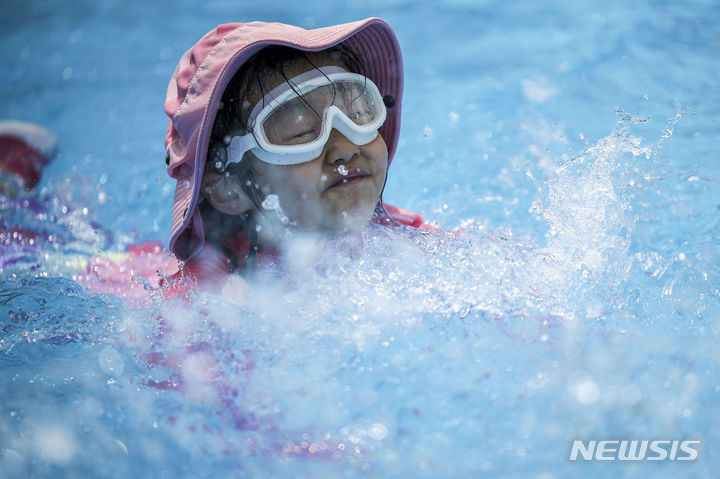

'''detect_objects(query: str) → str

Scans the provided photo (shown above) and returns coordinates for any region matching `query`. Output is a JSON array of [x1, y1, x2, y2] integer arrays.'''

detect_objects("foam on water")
[[1, 117, 718, 477]]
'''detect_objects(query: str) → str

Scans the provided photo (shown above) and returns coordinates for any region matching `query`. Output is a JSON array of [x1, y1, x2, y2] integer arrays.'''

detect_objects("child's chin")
[[327, 207, 375, 232]]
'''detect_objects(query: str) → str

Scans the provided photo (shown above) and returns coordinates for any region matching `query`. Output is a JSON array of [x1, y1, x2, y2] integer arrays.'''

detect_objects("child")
[[163, 17, 432, 293]]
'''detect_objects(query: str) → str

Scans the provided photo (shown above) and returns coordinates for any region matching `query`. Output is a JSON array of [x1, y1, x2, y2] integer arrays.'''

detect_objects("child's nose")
[[324, 128, 359, 164]]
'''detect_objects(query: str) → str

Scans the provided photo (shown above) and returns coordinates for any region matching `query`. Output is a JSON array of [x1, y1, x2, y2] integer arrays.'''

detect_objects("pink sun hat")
[[0, 121, 58, 191], [164, 17, 404, 261]]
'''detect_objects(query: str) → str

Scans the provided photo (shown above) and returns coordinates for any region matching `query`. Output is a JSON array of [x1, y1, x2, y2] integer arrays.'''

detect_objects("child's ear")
[[201, 172, 255, 215]]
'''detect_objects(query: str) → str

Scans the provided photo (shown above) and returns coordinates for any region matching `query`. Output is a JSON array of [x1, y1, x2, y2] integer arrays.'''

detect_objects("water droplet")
[[568, 372, 600, 405], [115, 439, 128, 455], [262, 194, 280, 210], [223, 135, 232, 145], [368, 423, 388, 440], [98, 346, 124, 377], [338, 165, 348, 176]]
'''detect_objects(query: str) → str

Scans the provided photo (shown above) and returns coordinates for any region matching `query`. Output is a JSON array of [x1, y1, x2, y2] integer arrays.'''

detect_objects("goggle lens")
[[262, 79, 381, 146], [226, 68, 387, 167]]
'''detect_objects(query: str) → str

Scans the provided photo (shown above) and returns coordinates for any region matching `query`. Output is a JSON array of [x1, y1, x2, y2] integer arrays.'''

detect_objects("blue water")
[[2, 0, 720, 477]]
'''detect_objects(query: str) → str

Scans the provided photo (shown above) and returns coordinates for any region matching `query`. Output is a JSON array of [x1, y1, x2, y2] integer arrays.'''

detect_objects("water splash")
[[1, 118, 718, 477], [261, 193, 290, 225]]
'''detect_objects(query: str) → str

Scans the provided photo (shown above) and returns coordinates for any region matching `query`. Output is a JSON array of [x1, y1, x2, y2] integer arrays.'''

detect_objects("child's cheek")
[[282, 171, 318, 201], [269, 169, 323, 224]]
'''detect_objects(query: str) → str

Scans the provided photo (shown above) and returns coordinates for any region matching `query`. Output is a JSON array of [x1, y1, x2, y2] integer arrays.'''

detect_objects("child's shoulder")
[[381, 202, 438, 230]]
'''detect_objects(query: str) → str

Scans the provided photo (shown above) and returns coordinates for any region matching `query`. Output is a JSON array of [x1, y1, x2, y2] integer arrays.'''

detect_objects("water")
[[2, 0, 720, 477]]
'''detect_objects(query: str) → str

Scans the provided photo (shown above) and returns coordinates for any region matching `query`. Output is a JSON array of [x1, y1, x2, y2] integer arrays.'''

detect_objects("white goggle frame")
[[226, 66, 386, 166]]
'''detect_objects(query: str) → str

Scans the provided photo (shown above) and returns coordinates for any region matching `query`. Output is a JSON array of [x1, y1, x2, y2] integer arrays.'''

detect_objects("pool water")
[[2, 0, 719, 477]]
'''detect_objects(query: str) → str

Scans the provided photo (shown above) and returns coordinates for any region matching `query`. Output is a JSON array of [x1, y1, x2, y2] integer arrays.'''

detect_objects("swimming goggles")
[[226, 66, 386, 166]]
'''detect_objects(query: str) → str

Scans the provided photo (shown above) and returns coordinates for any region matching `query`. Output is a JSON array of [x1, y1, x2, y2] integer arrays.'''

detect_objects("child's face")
[[243, 52, 388, 233]]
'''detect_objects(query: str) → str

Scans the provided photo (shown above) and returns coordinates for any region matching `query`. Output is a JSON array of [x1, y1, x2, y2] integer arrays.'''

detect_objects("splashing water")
[[1, 117, 718, 477], [261, 193, 290, 226]]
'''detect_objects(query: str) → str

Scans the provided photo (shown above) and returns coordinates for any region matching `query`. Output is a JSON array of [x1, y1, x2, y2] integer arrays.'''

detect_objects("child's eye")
[[285, 129, 318, 143]]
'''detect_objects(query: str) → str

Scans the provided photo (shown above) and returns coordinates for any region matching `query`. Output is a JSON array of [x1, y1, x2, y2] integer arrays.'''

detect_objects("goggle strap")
[[227, 133, 257, 165]]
